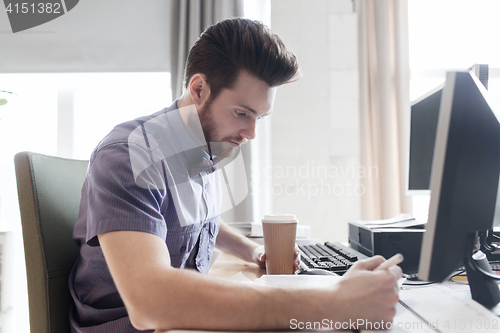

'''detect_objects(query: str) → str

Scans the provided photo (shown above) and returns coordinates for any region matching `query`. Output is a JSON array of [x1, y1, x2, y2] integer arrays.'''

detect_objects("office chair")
[[15, 152, 88, 333]]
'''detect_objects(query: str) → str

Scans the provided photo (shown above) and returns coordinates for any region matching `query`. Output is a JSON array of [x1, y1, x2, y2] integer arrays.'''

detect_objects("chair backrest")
[[15, 152, 88, 333]]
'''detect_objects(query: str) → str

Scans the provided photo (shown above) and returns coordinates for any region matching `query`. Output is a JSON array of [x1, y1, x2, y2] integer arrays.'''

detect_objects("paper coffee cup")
[[262, 214, 298, 275]]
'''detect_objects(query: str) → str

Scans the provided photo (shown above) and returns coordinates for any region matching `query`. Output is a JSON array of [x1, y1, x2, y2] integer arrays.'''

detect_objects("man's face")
[[198, 71, 276, 158]]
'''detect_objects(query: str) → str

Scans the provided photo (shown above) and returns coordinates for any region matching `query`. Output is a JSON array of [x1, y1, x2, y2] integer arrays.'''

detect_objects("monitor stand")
[[464, 250, 500, 313]]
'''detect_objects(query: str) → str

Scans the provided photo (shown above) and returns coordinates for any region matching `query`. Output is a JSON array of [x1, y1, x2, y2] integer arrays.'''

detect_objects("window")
[[408, 0, 500, 219], [71, 73, 171, 159], [0, 71, 170, 333]]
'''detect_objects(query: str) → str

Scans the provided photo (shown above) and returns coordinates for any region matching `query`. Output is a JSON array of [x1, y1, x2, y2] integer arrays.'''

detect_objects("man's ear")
[[188, 73, 211, 108]]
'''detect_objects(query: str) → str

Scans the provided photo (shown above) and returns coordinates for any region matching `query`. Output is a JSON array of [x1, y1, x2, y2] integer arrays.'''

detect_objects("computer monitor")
[[407, 85, 443, 194], [418, 71, 500, 310], [407, 64, 489, 195]]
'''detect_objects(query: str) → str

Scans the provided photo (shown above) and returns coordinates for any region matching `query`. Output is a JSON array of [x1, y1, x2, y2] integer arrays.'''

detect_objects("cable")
[[451, 269, 467, 278], [480, 230, 495, 253], [402, 280, 436, 286], [402, 269, 466, 286]]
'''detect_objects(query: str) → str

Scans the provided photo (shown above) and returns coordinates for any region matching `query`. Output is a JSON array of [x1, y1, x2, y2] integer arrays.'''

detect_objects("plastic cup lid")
[[262, 214, 298, 223]]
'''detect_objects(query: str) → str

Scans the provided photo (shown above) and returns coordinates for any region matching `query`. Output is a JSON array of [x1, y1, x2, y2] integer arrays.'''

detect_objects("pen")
[[374, 253, 404, 271]]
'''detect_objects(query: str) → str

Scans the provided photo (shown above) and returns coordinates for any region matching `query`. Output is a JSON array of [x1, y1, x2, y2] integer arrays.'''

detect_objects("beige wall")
[[270, 0, 360, 242]]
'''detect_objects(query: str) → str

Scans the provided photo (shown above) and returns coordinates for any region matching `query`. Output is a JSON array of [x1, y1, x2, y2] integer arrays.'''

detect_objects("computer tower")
[[348, 222, 424, 275]]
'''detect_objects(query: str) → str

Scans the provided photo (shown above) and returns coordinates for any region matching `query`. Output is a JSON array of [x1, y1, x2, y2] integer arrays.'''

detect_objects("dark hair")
[[183, 18, 300, 100]]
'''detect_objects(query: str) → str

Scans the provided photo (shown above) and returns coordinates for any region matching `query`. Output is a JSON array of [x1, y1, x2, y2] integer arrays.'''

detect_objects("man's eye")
[[236, 111, 247, 117]]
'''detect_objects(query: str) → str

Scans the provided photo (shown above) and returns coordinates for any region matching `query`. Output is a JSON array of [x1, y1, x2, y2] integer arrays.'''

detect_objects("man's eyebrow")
[[240, 105, 272, 117], [240, 105, 257, 114]]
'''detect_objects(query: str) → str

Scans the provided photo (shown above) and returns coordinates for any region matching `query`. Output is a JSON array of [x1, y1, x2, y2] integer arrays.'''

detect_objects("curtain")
[[357, 0, 413, 220], [169, 0, 244, 100]]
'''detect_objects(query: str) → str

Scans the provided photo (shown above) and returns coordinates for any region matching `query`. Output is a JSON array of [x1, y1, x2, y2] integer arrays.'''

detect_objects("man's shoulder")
[[87, 102, 184, 179], [102, 109, 168, 145], [83, 109, 165, 171]]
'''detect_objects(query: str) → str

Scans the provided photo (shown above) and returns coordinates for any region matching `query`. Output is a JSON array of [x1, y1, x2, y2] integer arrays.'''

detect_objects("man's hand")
[[216, 222, 301, 271], [329, 255, 403, 328], [252, 244, 301, 272]]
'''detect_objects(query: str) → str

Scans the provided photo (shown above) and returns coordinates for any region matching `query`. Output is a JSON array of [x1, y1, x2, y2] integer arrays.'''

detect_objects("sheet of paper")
[[362, 301, 437, 333], [228, 273, 499, 333], [396, 285, 499, 333], [254, 274, 342, 289], [355, 213, 415, 225], [359, 220, 426, 229]]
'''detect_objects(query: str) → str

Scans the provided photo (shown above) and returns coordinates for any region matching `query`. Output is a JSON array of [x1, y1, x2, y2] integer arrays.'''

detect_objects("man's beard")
[[199, 100, 244, 158]]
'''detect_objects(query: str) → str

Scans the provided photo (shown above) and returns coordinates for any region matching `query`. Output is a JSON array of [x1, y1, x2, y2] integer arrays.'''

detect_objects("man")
[[69, 18, 402, 332]]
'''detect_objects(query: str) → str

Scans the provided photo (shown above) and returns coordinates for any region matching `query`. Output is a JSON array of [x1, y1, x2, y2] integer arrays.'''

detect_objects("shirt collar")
[[189, 156, 225, 178], [164, 100, 222, 177]]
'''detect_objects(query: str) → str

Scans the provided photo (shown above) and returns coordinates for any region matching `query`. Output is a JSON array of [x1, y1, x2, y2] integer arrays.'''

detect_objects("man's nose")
[[241, 120, 256, 141]]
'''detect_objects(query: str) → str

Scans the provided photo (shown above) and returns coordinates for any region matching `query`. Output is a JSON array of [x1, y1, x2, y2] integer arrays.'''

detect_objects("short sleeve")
[[85, 142, 169, 246]]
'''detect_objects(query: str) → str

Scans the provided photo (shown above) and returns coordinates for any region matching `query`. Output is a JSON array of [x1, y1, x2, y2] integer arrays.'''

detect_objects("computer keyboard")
[[299, 242, 500, 278], [298, 242, 369, 275]]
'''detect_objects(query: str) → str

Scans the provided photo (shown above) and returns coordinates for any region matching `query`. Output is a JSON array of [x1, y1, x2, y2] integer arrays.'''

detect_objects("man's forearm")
[[137, 267, 313, 331], [100, 230, 402, 332], [215, 221, 261, 263], [100, 230, 301, 331]]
